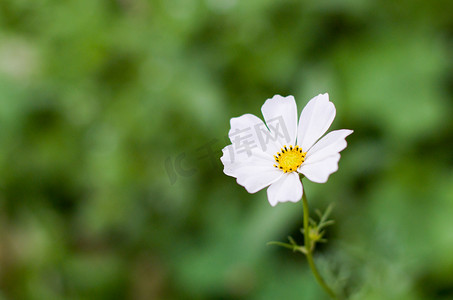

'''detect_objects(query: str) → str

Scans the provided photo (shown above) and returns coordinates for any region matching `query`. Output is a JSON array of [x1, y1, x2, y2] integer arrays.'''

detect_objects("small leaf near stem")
[[267, 237, 307, 254]]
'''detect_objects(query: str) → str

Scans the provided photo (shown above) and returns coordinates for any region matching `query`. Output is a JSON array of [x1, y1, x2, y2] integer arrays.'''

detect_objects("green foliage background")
[[0, 0, 452, 299]]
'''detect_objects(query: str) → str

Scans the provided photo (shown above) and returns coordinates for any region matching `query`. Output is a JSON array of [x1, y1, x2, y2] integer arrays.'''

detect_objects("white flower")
[[220, 93, 353, 206]]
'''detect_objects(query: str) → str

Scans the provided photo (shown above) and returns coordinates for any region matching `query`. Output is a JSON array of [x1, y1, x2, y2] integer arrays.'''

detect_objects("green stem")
[[302, 192, 338, 300]]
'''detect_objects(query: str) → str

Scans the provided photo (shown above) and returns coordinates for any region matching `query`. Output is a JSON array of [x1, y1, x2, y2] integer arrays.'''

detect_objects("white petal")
[[266, 172, 303, 206], [221, 147, 283, 193], [236, 165, 283, 194], [304, 129, 353, 164], [261, 95, 298, 147], [220, 145, 242, 177], [228, 113, 279, 156], [299, 154, 341, 183], [221, 145, 273, 176], [298, 129, 352, 183], [297, 93, 336, 152]]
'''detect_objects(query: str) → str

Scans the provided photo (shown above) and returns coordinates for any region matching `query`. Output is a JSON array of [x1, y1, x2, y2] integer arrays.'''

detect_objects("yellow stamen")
[[273, 144, 306, 173]]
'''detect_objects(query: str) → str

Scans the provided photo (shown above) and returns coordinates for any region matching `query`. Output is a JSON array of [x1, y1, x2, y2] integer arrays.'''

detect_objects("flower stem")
[[302, 192, 338, 300]]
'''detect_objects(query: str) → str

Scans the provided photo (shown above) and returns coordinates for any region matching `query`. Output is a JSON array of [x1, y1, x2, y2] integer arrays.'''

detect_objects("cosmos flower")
[[220, 93, 353, 206]]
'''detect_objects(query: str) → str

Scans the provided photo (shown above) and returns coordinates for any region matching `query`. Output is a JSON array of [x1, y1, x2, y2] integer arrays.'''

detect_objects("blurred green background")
[[0, 0, 453, 299]]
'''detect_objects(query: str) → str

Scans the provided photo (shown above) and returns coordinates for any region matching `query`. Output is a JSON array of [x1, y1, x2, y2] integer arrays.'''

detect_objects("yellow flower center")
[[273, 145, 307, 173]]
